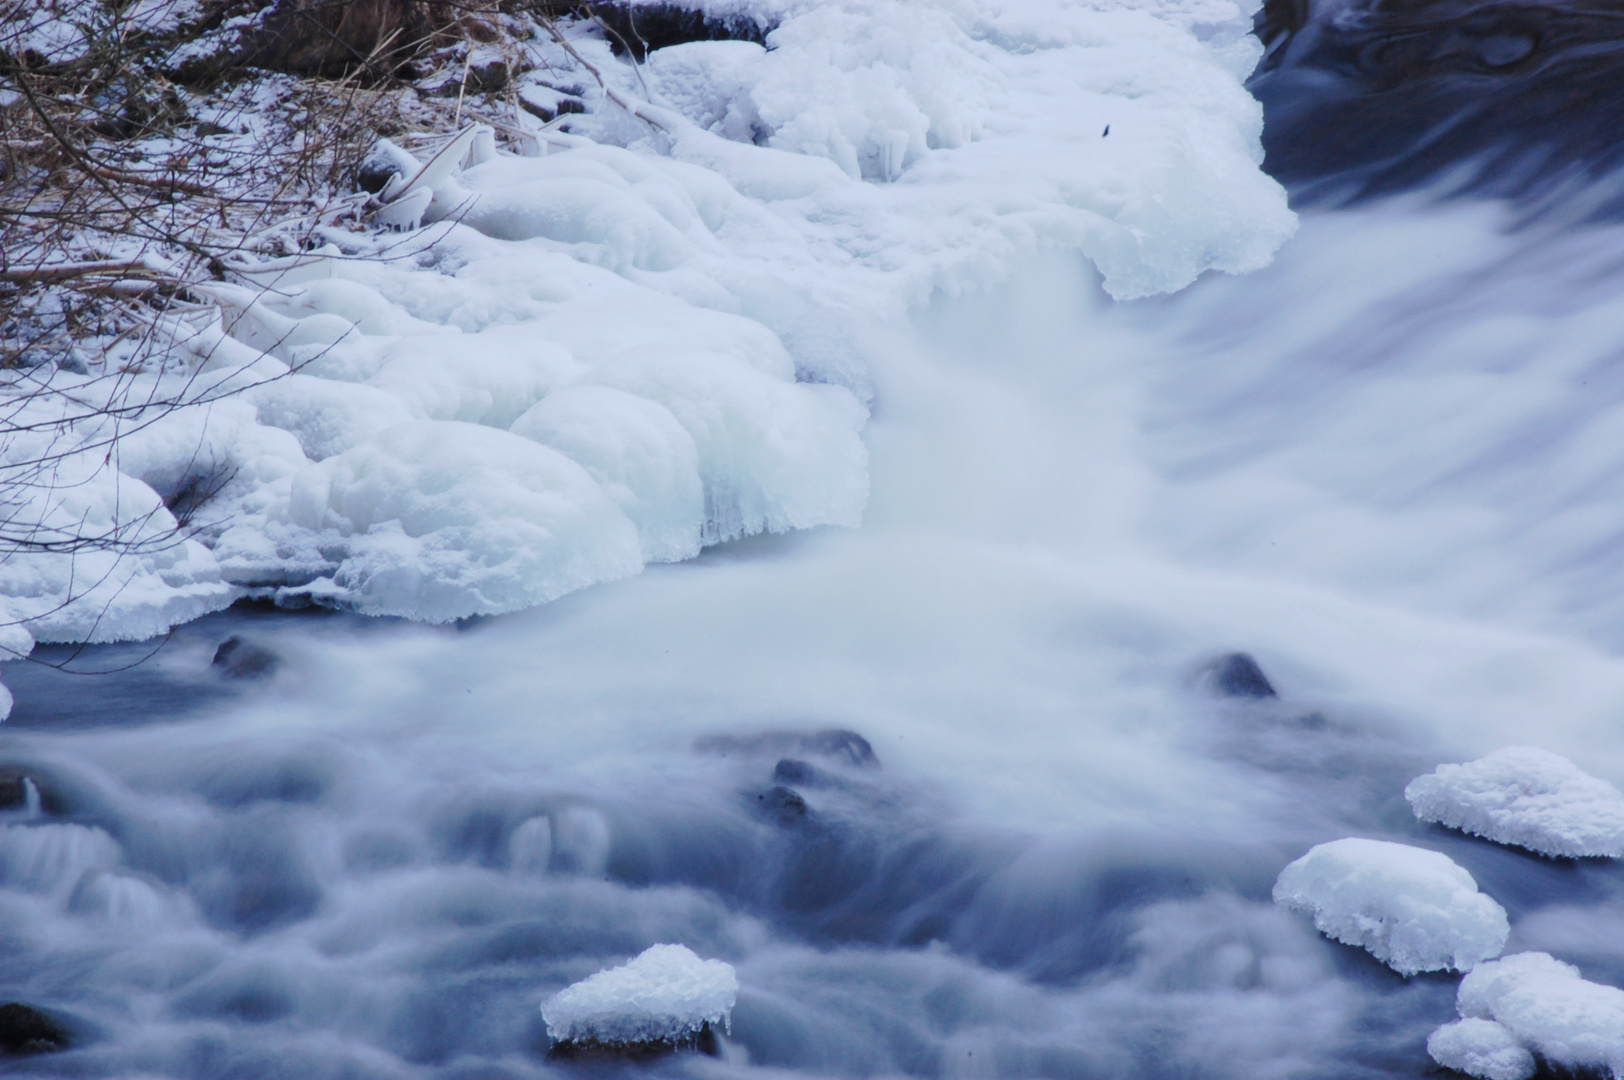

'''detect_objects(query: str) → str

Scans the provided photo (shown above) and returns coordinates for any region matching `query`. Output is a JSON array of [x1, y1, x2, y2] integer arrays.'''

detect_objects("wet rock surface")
[[695, 728, 879, 768], [1209, 652, 1278, 699], [585, 1, 771, 60], [213, 636, 280, 678], [546, 1021, 720, 1062], [0, 1003, 71, 1055]]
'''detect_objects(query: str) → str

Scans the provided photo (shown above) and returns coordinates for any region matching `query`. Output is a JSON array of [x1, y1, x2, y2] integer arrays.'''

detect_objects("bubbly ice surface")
[[1448, 952, 1624, 1078], [1406, 747, 1624, 858], [1427, 1018, 1535, 1080], [541, 943, 739, 1045], [1272, 838, 1508, 975]]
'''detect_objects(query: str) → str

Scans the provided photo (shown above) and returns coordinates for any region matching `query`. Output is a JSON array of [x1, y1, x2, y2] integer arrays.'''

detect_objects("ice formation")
[[541, 943, 739, 1046], [1272, 838, 1508, 975], [1406, 747, 1624, 858], [1429, 952, 1624, 1079], [0, 0, 1295, 647], [1427, 1019, 1536, 1080]]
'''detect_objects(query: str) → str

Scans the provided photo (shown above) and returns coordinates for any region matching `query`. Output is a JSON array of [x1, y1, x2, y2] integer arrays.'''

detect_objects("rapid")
[[7, 0, 1624, 1076]]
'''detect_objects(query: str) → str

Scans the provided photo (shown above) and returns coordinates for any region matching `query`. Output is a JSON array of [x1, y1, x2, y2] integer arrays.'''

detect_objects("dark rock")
[[355, 138, 421, 195], [582, 2, 772, 61], [695, 728, 879, 768], [171, 0, 501, 82], [422, 56, 511, 97], [248, 0, 445, 79], [1209, 653, 1277, 699], [213, 636, 279, 678], [0, 1002, 70, 1054], [516, 85, 588, 124], [547, 1021, 719, 1061], [772, 758, 817, 785], [0, 767, 63, 815], [754, 785, 809, 826], [800, 729, 877, 766], [0, 771, 34, 813]]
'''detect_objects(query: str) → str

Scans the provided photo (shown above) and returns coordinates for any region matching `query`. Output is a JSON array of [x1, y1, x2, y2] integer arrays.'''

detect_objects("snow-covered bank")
[[0, 0, 1292, 653]]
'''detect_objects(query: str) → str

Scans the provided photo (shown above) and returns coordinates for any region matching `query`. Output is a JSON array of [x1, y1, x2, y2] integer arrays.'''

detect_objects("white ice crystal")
[[1272, 838, 1508, 975], [541, 943, 739, 1045], [1435, 952, 1624, 1079], [1428, 1019, 1536, 1080], [1406, 747, 1624, 858]]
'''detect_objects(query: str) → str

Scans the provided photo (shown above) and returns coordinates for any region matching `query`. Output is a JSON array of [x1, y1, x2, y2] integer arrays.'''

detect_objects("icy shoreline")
[[0, 0, 1293, 658]]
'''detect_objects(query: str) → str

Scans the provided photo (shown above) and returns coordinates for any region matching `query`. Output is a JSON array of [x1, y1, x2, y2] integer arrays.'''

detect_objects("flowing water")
[[7, 2, 1624, 1076]]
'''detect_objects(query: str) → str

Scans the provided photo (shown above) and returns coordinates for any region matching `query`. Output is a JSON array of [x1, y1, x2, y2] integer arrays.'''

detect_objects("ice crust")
[[1428, 1019, 1536, 1080], [0, 0, 1294, 644], [541, 943, 739, 1045], [1272, 838, 1508, 975], [1406, 747, 1624, 858], [1430, 952, 1624, 1079]]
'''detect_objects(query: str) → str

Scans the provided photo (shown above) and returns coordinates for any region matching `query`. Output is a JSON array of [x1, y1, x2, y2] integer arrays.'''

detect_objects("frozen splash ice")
[[1406, 747, 1624, 859], [541, 943, 739, 1046], [1427, 1018, 1535, 1080], [1272, 837, 1508, 975]]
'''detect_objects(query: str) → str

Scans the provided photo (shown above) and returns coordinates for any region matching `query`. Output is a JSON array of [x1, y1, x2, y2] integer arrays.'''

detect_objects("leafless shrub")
[[0, 0, 496, 650]]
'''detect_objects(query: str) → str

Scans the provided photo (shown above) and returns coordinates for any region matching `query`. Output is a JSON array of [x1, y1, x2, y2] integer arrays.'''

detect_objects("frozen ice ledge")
[[0, 0, 1294, 648]]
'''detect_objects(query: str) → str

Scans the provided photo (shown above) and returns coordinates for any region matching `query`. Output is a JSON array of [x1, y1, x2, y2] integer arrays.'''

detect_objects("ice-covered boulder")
[[1272, 838, 1508, 975], [1432, 952, 1624, 1079], [1406, 747, 1624, 858], [541, 943, 737, 1055], [1427, 1018, 1535, 1080]]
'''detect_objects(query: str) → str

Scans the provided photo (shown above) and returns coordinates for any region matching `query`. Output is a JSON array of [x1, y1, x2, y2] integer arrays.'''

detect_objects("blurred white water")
[[8, 192, 1624, 1078], [233, 197, 1624, 827]]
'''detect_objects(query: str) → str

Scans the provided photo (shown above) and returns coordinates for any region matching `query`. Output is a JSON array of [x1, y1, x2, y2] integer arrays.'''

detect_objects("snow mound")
[[1406, 747, 1624, 858], [1436, 952, 1624, 1078], [1272, 838, 1508, 975], [541, 943, 738, 1046], [1427, 1019, 1535, 1080]]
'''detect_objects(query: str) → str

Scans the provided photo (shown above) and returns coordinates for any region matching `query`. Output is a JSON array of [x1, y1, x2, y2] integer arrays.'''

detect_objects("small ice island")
[[1429, 952, 1624, 1080], [1273, 838, 1508, 975], [541, 944, 738, 1058], [1406, 747, 1624, 858]]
